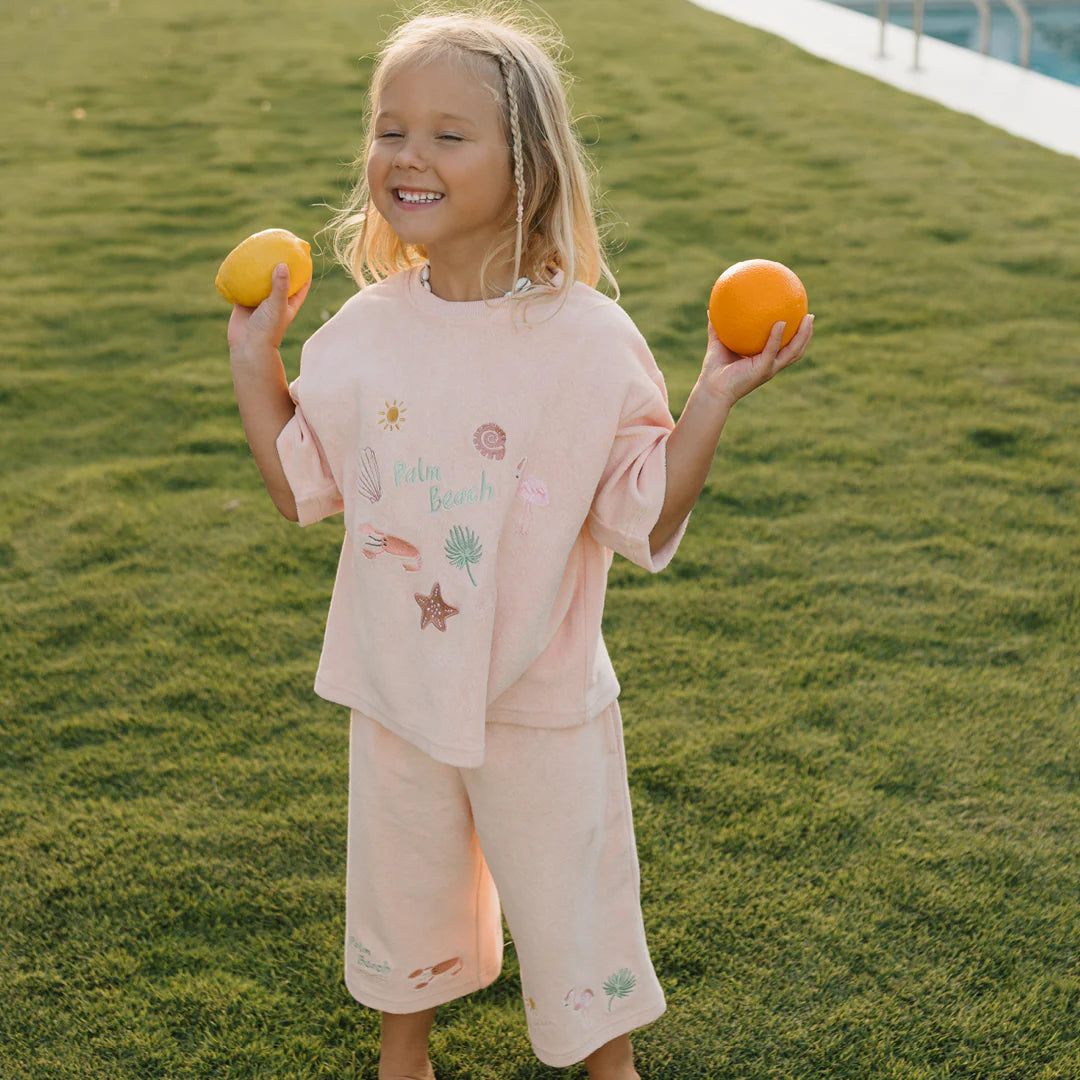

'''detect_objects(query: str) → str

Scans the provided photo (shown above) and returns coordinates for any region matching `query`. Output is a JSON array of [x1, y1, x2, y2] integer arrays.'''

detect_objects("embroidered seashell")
[[356, 446, 382, 503], [473, 422, 506, 461]]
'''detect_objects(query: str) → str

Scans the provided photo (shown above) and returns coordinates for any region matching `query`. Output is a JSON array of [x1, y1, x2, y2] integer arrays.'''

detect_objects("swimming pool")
[[833, 2, 1080, 85]]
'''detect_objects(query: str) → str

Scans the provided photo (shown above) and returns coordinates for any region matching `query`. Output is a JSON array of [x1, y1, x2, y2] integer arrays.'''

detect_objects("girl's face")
[[367, 56, 515, 271]]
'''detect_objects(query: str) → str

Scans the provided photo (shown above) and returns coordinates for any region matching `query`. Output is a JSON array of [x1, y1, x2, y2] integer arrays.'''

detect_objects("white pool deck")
[[687, 0, 1080, 160]]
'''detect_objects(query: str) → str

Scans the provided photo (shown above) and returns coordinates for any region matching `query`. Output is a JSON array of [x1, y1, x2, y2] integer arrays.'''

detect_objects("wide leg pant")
[[343, 700, 666, 1067]]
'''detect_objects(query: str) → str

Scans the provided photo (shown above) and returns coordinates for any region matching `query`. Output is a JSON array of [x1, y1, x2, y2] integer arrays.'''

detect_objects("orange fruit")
[[215, 228, 312, 306], [708, 259, 808, 357]]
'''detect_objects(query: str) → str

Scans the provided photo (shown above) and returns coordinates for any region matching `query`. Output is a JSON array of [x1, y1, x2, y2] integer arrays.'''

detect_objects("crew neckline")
[[420, 261, 534, 299], [404, 264, 562, 323]]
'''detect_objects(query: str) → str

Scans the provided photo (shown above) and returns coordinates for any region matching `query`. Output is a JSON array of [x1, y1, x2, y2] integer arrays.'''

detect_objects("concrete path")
[[687, 0, 1080, 160]]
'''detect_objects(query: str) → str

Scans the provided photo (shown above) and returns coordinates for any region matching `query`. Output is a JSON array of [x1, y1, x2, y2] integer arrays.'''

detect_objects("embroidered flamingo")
[[356, 523, 422, 572], [514, 457, 549, 535], [563, 988, 594, 1011]]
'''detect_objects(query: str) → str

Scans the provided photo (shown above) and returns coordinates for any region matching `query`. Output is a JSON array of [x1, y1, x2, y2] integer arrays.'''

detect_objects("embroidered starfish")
[[414, 582, 459, 632]]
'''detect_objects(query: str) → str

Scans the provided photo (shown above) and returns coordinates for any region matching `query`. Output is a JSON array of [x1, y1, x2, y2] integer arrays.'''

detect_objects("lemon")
[[214, 228, 312, 306]]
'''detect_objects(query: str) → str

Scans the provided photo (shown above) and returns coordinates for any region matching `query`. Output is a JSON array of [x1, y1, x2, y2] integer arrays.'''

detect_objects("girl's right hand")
[[227, 263, 311, 355]]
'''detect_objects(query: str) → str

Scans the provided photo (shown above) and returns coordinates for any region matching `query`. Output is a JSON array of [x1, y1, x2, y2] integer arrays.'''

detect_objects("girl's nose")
[[392, 136, 426, 171]]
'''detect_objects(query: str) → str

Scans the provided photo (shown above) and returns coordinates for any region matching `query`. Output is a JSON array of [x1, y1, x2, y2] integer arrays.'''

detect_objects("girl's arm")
[[228, 264, 310, 521], [650, 314, 814, 554]]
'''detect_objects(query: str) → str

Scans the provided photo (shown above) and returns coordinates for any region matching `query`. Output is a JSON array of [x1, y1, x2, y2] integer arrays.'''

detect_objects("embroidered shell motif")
[[356, 446, 382, 503], [473, 423, 507, 461]]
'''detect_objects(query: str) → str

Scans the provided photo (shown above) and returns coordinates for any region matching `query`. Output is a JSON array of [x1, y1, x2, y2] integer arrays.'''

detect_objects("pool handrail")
[[972, 0, 991, 56], [875, 0, 1032, 70], [1000, 0, 1033, 69]]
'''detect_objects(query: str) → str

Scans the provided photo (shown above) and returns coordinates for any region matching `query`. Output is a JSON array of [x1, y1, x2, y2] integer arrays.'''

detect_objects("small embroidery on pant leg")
[[602, 968, 637, 1011], [563, 988, 595, 1011], [409, 956, 463, 990], [348, 935, 392, 975], [528, 997, 557, 1029]]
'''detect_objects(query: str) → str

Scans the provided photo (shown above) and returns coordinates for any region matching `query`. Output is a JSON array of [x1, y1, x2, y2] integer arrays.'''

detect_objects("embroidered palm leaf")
[[602, 968, 636, 1011], [444, 525, 483, 587]]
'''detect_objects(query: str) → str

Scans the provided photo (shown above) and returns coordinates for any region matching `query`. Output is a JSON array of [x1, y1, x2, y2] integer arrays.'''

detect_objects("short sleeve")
[[275, 384, 344, 527], [586, 336, 690, 573]]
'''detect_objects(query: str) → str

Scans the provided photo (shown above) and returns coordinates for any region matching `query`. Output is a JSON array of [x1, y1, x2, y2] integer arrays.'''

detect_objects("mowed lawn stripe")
[[2, 1, 1078, 1077]]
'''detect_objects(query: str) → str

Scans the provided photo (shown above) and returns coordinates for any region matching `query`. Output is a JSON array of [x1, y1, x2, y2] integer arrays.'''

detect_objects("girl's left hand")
[[700, 313, 814, 410]]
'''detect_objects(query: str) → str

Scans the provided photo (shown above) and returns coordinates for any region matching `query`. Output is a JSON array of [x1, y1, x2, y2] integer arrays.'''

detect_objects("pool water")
[[835, 2, 1080, 85]]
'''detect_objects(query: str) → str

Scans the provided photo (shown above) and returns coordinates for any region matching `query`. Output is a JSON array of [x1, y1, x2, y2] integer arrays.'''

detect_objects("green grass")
[[3, 0, 1080, 1077]]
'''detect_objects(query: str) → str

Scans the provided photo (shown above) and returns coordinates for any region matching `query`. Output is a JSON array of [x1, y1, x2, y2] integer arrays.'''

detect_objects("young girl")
[[227, 5, 812, 1078]]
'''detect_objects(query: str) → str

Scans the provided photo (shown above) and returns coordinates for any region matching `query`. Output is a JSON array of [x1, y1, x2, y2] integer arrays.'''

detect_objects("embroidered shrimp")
[[514, 457, 550, 535], [409, 956, 463, 990], [356, 524, 422, 572]]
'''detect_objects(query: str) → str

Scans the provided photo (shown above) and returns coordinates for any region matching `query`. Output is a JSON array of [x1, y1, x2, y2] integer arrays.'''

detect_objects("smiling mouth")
[[394, 189, 445, 204]]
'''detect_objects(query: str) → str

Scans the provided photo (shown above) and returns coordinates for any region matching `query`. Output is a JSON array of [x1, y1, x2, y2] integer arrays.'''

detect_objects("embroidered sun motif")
[[378, 400, 407, 431]]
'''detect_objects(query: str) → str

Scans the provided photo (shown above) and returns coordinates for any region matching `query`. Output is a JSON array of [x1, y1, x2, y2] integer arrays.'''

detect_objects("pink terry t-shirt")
[[276, 265, 689, 766]]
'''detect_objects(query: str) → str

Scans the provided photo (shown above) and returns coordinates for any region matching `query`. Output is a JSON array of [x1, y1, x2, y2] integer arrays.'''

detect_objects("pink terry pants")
[[343, 700, 666, 1068]]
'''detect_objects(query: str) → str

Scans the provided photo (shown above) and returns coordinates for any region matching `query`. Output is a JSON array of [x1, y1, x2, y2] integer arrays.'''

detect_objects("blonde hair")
[[325, 1, 618, 305]]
